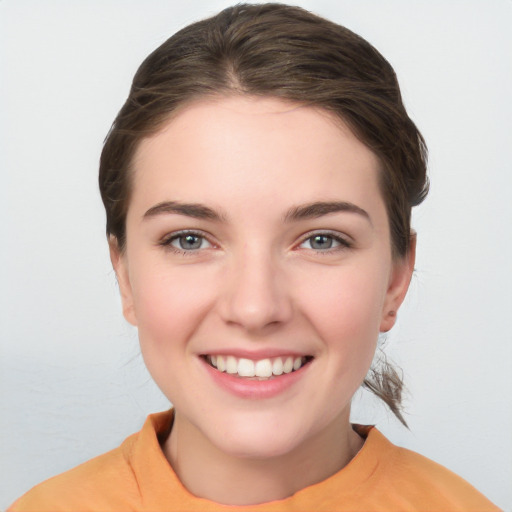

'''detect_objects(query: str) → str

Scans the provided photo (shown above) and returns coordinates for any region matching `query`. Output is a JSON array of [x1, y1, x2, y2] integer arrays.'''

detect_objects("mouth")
[[202, 354, 313, 380]]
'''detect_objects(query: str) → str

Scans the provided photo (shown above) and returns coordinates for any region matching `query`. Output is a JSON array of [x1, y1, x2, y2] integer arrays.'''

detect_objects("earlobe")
[[380, 234, 416, 332], [108, 237, 138, 326]]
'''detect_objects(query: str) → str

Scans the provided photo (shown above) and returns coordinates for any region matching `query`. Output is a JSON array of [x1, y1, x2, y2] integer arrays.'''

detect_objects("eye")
[[160, 231, 213, 252], [299, 233, 350, 251]]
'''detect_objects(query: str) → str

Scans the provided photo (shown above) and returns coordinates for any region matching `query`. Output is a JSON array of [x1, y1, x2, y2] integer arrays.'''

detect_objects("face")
[[112, 96, 413, 460]]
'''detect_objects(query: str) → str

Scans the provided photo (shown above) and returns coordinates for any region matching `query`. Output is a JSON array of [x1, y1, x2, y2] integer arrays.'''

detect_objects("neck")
[[163, 410, 363, 506]]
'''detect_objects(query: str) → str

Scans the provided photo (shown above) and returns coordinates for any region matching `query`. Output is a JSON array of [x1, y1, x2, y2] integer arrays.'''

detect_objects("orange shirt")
[[9, 410, 500, 512]]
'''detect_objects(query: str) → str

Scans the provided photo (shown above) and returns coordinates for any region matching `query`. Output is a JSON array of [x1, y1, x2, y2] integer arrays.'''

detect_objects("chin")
[[205, 410, 319, 460], [216, 432, 303, 460]]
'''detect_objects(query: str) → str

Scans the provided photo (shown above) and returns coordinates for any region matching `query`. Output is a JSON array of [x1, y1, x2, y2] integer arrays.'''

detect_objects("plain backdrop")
[[1, 1, 511, 510]]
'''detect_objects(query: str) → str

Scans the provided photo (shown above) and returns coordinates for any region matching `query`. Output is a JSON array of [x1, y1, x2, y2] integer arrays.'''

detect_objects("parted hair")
[[99, 3, 428, 425]]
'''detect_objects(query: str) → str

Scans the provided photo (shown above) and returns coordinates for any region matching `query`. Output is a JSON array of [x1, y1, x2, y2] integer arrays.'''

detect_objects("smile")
[[204, 355, 312, 379]]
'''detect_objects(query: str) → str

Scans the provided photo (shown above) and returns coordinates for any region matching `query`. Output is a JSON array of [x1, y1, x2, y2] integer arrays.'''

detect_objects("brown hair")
[[99, 3, 428, 425]]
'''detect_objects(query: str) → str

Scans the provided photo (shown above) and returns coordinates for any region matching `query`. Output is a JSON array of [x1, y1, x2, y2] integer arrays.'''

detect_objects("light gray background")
[[1, 1, 511, 510]]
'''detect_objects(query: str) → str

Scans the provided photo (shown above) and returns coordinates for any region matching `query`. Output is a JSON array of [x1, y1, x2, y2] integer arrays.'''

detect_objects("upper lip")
[[198, 348, 313, 360]]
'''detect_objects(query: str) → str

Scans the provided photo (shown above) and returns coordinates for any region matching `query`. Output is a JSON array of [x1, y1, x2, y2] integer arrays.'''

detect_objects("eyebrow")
[[143, 201, 226, 222], [284, 201, 372, 225], [143, 200, 371, 225]]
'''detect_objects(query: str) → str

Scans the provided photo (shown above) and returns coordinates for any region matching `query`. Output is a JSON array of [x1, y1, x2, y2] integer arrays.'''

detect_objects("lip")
[[200, 354, 312, 399], [200, 348, 310, 360]]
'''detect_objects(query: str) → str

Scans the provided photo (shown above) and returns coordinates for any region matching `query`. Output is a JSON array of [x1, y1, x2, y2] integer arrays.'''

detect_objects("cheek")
[[299, 264, 388, 338], [295, 263, 388, 380], [130, 263, 213, 351], [129, 264, 216, 403]]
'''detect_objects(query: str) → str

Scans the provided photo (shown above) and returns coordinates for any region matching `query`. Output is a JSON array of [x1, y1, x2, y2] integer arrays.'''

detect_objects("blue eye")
[[162, 232, 212, 252], [175, 234, 202, 250], [300, 233, 349, 251], [309, 235, 335, 250]]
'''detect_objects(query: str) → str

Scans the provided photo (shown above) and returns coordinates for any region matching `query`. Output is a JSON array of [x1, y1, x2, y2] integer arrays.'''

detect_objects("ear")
[[380, 233, 416, 332], [109, 237, 138, 326]]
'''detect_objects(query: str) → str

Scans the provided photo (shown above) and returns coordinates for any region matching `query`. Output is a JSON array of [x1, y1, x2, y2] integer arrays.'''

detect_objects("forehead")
[[130, 95, 384, 219], [133, 95, 376, 164]]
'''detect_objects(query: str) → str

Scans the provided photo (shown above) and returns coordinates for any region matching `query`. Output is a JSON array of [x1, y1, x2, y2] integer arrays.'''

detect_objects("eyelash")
[[158, 230, 352, 256], [297, 231, 352, 254], [158, 230, 214, 256]]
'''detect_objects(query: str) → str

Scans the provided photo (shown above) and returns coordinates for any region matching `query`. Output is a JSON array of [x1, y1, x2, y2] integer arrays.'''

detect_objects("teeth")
[[226, 356, 238, 374], [283, 356, 293, 374], [207, 354, 309, 378], [272, 358, 284, 375], [238, 358, 255, 377], [255, 359, 273, 378]]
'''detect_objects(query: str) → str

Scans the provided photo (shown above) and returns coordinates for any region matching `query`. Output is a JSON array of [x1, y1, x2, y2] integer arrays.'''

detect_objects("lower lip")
[[201, 358, 311, 399]]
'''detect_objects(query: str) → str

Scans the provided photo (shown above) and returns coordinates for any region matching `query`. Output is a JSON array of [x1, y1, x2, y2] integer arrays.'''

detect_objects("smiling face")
[[111, 96, 413, 465]]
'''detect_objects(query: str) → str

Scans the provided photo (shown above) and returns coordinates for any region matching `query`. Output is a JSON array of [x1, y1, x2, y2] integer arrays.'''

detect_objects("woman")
[[8, 3, 501, 510]]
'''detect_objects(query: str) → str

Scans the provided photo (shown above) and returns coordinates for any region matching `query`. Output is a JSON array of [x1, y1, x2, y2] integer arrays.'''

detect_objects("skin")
[[110, 96, 415, 506]]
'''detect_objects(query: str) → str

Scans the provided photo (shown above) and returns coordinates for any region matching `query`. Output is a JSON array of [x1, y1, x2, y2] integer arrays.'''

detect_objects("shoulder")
[[361, 427, 501, 511], [8, 434, 141, 512], [8, 411, 175, 512]]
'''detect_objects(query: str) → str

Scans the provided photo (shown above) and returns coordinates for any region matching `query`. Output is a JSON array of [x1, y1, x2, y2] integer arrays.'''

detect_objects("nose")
[[218, 246, 293, 334]]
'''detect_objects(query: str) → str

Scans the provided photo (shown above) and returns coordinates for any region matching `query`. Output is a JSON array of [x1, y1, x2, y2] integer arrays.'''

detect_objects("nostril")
[[216, 262, 293, 331]]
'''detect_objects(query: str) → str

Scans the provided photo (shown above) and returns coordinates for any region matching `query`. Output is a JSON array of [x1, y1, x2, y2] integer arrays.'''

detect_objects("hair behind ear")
[[362, 351, 408, 427]]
